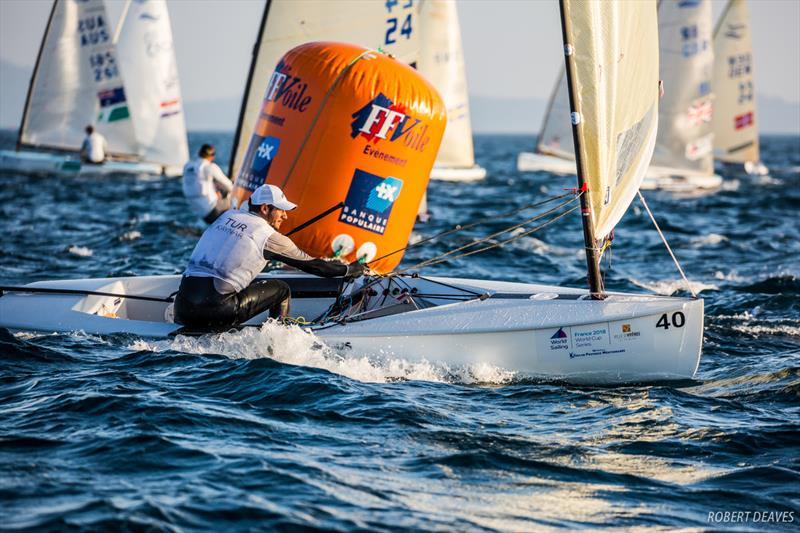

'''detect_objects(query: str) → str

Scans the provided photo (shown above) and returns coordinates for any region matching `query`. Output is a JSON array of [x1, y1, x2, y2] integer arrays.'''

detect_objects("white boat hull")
[[517, 151, 576, 176], [640, 165, 723, 193], [0, 273, 703, 384], [0, 150, 180, 177], [429, 165, 487, 182]]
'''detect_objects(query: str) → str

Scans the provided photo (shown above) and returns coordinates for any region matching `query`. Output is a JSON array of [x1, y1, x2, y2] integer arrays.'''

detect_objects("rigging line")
[[0, 286, 173, 303], [396, 194, 582, 273], [403, 204, 581, 272], [368, 191, 575, 266], [636, 190, 697, 298]]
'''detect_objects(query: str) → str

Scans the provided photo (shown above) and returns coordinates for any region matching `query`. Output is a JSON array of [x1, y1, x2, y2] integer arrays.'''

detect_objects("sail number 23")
[[385, 0, 413, 45], [656, 312, 686, 330]]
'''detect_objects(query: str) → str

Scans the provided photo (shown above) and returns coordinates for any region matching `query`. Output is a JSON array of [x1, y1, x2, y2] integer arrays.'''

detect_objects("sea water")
[[0, 130, 798, 530]]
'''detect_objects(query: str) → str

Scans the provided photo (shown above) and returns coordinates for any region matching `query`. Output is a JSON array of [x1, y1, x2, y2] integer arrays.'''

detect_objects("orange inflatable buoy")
[[232, 41, 446, 273]]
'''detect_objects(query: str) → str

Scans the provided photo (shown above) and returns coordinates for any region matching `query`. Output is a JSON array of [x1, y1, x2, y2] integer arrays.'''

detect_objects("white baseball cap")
[[248, 184, 297, 211]]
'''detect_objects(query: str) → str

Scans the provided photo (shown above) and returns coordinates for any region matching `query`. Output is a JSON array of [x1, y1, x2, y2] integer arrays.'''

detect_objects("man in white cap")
[[174, 184, 367, 329]]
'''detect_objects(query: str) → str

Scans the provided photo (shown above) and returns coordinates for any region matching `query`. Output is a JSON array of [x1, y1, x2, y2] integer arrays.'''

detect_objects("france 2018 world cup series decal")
[[339, 169, 403, 235]]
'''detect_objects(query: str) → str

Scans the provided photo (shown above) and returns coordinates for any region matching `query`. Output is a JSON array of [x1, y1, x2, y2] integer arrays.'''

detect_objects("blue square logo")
[[235, 135, 281, 192], [339, 169, 403, 235]]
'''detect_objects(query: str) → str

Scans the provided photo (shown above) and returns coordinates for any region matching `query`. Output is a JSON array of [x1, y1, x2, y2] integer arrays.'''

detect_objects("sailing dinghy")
[[418, 0, 486, 182], [0, 0, 188, 177], [0, 1, 703, 385], [519, 0, 724, 193], [711, 0, 769, 176]]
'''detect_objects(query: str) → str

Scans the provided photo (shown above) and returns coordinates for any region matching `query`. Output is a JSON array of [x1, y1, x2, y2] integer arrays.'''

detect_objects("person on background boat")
[[182, 144, 234, 224], [80, 125, 107, 164], [174, 184, 368, 329]]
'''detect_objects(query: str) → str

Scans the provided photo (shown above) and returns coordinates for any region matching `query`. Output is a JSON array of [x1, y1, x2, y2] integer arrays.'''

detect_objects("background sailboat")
[[0, 0, 187, 177], [115, 0, 189, 176], [711, 0, 768, 175], [642, 0, 723, 192], [418, 0, 486, 182], [228, 0, 421, 183]]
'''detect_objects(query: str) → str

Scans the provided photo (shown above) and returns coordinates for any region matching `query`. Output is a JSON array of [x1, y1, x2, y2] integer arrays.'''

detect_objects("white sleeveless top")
[[184, 209, 275, 292]]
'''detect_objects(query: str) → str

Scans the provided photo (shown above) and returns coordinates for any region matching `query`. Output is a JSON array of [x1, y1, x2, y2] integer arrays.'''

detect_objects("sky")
[[1, 0, 798, 131]]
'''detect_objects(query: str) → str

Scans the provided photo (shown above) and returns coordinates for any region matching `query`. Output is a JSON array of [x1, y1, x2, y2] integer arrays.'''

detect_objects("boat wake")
[[629, 277, 717, 295], [129, 322, 517, 385]]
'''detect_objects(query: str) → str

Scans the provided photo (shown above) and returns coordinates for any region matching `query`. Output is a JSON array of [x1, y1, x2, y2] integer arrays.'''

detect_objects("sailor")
[[182, 144, 234, 224], [80, 125, 108, 164], [174, 184, 368, 329]]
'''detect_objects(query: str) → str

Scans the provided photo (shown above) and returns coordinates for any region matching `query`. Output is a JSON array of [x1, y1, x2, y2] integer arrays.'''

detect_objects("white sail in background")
[[652, 0, 714, 174], [711, 0, 760, 165], [418, 0, 474, 168], [536, 68, 574, 160], [230, 0, 422, 180], [115, 0, 189, 169], [19, 0, 138, 157], [563, 0, 659, 238]]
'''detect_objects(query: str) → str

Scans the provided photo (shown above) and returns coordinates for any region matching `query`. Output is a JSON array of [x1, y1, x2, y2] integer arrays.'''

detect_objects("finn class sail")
[[518, 0, 724, 192], [418, 0, 486, 182], [0, 0, 187, 177], [711, 0, 768, 175], [229, 0, 421, 183]]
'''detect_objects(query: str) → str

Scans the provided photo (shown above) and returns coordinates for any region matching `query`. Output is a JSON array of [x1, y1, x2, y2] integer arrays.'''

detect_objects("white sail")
[[563, 0, 660, 238], [536, 67, 574, 160], [651, 0, 714, 174], [115, 0, 189, 169], [418, 0, 474, 168], [230, 0, 421, 180], [19, 0, 139, 157], [711, 0, 760, 164]]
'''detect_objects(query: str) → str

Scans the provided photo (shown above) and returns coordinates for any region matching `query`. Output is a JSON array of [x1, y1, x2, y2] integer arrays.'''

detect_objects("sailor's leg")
[[174, 276, 236, 328], [234, 280, 291, 324]]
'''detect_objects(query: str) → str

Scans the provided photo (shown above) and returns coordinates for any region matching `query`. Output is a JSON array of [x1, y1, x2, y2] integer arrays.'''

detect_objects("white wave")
[[513, 235, 581, 257], [731, 323, 800, 337], [629, 277, 717, 296], [713, 270, 749, 283], [67, 245, 93, 257], [119, 230, 142, 242], [690, 233, 728, 246], [129, 322, 516, 385], [408, 232, 423, 246]]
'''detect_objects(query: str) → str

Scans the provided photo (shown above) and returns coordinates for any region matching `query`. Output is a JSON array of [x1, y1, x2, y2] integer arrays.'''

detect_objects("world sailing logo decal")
[[235, 135, 281, 193], [340, 169, 403, 235], [350, 93, 430, 153]]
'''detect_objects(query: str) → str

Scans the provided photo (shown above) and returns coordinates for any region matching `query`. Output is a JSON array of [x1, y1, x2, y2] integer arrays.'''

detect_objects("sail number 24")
[[385, 0, 413, 45], [656, 312, 686, 330]]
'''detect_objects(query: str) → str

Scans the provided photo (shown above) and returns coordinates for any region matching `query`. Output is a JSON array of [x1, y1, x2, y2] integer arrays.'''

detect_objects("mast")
[[229, 0, 272, 178], [17, 0, 57, 151], [558, 0, 603, 298]]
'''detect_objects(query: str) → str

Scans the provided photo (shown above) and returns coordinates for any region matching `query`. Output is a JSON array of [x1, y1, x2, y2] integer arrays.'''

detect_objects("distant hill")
[[2, 59, 798, 134]]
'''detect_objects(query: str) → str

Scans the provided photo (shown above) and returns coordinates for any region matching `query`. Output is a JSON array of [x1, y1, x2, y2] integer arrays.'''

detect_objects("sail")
[[418, 0, 474, 168], [230, 0, 422, 181], [536, 67, 575, 160], [711, 0, 760, 164], [562, 0, 660, 239], [18, 0, 139, 157], [651, 0, 714, 174], [115, 0, 189, 168]]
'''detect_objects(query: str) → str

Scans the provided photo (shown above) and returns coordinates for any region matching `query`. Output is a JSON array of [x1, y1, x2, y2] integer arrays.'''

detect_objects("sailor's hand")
[[344, 261, 369, 280]]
